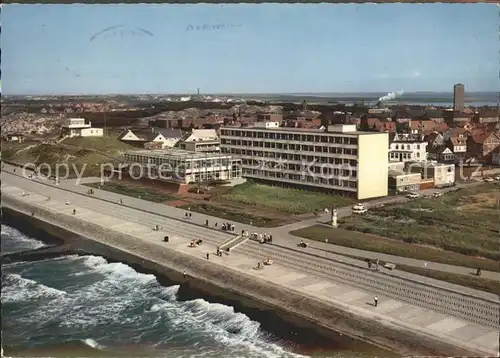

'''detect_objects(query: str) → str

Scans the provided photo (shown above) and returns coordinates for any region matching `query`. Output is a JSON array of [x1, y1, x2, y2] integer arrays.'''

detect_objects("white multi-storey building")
[[389, 133, 427, 162], [220, 122, 389, 200], [121, 149, 242, 184]]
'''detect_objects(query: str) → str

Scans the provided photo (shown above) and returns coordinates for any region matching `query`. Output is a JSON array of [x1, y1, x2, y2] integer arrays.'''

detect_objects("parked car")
[[433, 192, 443, 198], [352, 203, 367, 214], [406, 192, 419, 199], [484, 177, 494, 183], [494, 176, 500, 181]]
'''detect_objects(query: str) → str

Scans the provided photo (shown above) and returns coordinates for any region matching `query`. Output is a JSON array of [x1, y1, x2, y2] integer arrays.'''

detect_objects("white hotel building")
[[220, 122, 389, 200], [120, 149, 242, 184]]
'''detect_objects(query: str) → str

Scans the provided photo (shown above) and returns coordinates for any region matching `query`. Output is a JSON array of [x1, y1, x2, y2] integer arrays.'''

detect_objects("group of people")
[[249, 232, 272, 243], [189, 239, 203, 247], [366, 259, 380, 270], [219, 222, 235, 231]]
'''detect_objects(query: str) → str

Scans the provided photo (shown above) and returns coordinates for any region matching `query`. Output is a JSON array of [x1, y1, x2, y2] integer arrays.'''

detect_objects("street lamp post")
[[325, 238, 329, 258]]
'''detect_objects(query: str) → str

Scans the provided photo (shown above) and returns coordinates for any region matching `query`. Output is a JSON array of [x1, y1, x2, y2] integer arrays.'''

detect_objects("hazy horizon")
[[3, 3, 497, 95]]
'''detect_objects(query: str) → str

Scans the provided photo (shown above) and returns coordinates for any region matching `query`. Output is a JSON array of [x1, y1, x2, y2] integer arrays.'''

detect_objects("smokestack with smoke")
[[378, 90, 404, 102]]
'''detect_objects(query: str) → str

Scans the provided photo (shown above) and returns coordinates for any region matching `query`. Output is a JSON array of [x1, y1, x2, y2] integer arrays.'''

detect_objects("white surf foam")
[[4, 249, 308, 358], [1, 225, 46, 250], [1, 273, 67, 303], [81, 338, 105, 350]]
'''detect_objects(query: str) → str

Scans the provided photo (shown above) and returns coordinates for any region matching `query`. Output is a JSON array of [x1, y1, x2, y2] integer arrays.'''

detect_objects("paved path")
[[2, 182, 499, 357], [3, 163, 499, 281]]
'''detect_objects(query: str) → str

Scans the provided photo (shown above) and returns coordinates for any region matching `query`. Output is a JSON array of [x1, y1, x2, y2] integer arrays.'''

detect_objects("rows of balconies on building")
[[220, 129, 359, 146], [244, 169, 358, 191]]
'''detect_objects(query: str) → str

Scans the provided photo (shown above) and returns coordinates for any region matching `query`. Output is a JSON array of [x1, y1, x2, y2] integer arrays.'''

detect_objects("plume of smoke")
[[378, 90, 404, 102]]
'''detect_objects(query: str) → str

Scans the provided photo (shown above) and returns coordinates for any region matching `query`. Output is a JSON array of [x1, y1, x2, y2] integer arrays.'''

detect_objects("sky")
[[2, 3, 498, 95]]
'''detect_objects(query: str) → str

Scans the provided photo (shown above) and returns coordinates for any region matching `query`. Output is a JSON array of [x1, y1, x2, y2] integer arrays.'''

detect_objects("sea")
[[1, 225, 392, 358], [243, 91, 499, 107]]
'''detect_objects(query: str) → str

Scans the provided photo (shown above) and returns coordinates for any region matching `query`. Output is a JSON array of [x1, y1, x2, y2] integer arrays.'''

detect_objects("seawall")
[[1, 195, 483, 357]]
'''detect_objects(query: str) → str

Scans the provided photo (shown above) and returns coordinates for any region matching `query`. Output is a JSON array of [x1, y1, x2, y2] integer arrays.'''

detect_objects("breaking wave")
[[1, 226, 308, 358], [1, 225, 46, 251]]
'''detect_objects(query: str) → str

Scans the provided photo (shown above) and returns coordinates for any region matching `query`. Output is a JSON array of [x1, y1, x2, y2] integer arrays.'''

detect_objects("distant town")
[[2, 84, 499, 200]]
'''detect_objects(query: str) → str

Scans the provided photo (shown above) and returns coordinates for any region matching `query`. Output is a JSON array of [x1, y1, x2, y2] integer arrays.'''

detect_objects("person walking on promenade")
[[206, 253, 210, 260], [374, 296, 378, 307], [72, 209, 76, 215], [183, 271, 187, 278]]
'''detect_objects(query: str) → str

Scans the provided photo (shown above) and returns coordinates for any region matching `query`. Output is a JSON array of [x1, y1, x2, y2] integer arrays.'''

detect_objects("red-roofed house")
[[409, 120, 439, 135], [466, 128, 500, 162]]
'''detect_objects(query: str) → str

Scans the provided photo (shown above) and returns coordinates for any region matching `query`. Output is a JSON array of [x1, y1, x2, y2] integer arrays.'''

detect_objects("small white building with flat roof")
[[61, 118, 103, 138]]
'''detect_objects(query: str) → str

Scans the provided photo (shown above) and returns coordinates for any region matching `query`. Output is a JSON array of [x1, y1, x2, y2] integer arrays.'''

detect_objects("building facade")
[[4, 133, 25, 143], [220, 122, 388, 200], [179, 129, 221, 154], [118, 128, 182, 149], [453, 83, 465, 113], [388, 171, 421, 193], [406, 161, 455, 188], [389, 133, 427, 162], [120, 149, 242, 184], [61, 118, 103, 138]]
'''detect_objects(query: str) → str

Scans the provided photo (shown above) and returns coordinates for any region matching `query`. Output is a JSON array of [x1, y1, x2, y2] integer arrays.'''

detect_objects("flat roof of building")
[[406, 161, 454, 168], [121, 149, 234, 160], [222, 125, 384, 136]]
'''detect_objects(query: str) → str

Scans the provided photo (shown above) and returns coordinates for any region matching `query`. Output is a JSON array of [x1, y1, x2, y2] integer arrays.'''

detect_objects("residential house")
[[3, 133, 25, 143], [425, 132, 445, 148], [427, 145, 455, 163], [362, 118, 397, 133], [178, 129, 221, 153], [409, 119, 448, 136], [491, 146, 500, 165], [447, 134, 467, 163], [118, 128, 183, 149], [467, 126, 500, 163], [389, 133, 427, 162]]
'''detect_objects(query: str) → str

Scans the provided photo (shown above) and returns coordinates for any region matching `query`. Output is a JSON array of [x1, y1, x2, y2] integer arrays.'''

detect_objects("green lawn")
[[291, 224, 500, 272], [63, 136, 134, 153], [180, 203, 283, 227], [85, 182, 173, 203], [335, 183, 500, 261], [221, 181, 356, 214]]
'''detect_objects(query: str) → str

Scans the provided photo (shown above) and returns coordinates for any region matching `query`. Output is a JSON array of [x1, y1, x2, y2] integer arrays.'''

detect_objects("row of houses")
[[117, 127, 221, 153], [383, 120, 500, 166]]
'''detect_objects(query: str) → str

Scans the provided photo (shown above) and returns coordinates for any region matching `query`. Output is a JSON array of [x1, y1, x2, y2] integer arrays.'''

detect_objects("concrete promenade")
[[5, 162, 499, 281], [1, 176, 499, 356]]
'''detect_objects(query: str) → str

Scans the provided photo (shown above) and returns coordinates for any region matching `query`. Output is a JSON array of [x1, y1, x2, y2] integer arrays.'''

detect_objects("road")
[[2, 163, 499, 282], [2, 175, 499, 356], [1, 169, 498, 300]]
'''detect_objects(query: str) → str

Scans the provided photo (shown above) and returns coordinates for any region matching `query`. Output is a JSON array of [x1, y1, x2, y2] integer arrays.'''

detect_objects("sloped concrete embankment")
[[0, 244, 83, 263], [1, 195, 481, 357]]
